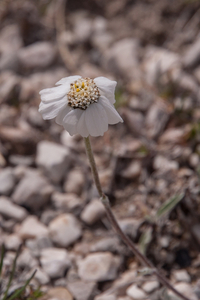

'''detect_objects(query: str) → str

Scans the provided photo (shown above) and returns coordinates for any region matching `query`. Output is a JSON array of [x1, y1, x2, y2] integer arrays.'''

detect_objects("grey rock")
[[74, 17, 93, 43], [92, 32, 114, 52], [159, 126, 191, 144], [18, 42, 57, 70], [18, 216, 49, 240], [126, 285, 146, 299], [27, 106, 44, 127], [183, 37, 200, 68], [36, 141, 71, 183], [142, 280, 159, 293], [40, 247, 71, 278], [192, 224, 200, 244], [0, 168, 16, 195], [26, 236, 53, 257], [145, 102, 170, 138], [49, 213, 82, 247], [12, 171, 53, 210], [78, 252, 120, 282], [90, 237, 122, 253], [80, 199, 105, 225], [67, 281, 97, 300], [0, 71, 20, 104], [0, 196, 27, 221], [4, 234, 22, 250], [64, 168, 85, 195]]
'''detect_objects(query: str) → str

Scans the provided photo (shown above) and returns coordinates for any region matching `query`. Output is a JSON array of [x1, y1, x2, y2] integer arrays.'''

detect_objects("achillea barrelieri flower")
[[39, 76, 123, 137]]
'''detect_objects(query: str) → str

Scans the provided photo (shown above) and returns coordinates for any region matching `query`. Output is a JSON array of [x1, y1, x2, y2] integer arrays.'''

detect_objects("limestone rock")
[[40, 248, 71, 278], [18, 42, 57, 70], [167, 282, 198, 300], [64, 168, 85, 195], [78, 252, 120, 282], [67, 281, 96, 300], [36, 141, 71, 183], [80, 199, 105, 225], [41, 287, 73, 300], [173, 270, 191, 283], [183, 37, 200, 68], [4, 234, 22, 250], [126, 284, 146, 299], [12, 171, 53, 210], [0, 168, 16, 196], [142, 280, 159, 293], [0, 196, 27, 221], [49, 214, 82, 247], [18, 216, 49, 240]]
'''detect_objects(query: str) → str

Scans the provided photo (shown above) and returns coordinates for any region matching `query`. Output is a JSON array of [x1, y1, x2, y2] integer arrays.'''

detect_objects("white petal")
[[56, 75, 82, 86], [39, 96, 67, 120], [85, 103, 108, 137], [99, 96, 123, 124], [77, 111, 89, 137], [94, 77, 117, 104], [39, 85, 69, 103], [55, 106, 71, 125], [63, 109, 83, 136]]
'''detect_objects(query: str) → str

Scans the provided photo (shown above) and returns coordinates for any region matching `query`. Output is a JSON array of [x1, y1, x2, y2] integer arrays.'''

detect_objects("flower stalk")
[[84, 136, 191, 300]]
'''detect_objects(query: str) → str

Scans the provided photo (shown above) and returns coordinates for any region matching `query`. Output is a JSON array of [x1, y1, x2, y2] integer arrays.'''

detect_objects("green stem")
[[84, 136, 191, 300]]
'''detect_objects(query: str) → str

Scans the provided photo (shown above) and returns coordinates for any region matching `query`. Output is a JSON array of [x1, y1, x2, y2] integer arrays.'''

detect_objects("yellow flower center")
[[67, 78, 100, 110]]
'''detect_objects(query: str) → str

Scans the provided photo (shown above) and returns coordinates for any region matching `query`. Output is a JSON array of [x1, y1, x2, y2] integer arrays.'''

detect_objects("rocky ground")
[[0, 0, 200, 299]]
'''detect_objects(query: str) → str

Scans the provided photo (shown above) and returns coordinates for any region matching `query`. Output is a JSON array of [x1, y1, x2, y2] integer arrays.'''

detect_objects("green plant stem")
[[84, 136, 191, 300]]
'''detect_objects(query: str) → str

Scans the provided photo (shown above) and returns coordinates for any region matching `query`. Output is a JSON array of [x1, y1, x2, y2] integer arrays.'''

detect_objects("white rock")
[[12, 171, 53, 210], [4, 234, 22, 250], [18, 42, 57, 70], [0, 196, 27, 221], [36, 141, 70, 183], [153, 155, 179, 172], [67, 280, 96, 300], [173, 270, 191, 283], [95, 294, 116, 300], [183, 37, 200, 68], [18, 216, 49, 240], [126, 284, 146, 299], [78, 252, 120, 282], [64, 168, 85, 195], [121, 161, 141, 179], [142, 280, 159, 293], [104, 39, 139, 78], [17, 248, 38, 269], [33, 267, 50, 285], [40, 248, 71, 278], [118, 219, 141, 239], [159, 126, 191, 144], [167, 282, 198, 300], [0, 168, 16, 195], [81, 199, 105, 225], [49, 213, 82, 247], [52, 192, 83, 211], [143, 46, 181, 85], [74, 17, 93, 43]]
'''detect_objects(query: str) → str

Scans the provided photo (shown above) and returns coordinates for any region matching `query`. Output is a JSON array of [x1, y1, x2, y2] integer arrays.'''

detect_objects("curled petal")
[[56, 75, 82, 86], [94, 77, 117, 104], [63, 109, 83, 136], [39, 96, 68, 120], [99, 96, 123, 124], [85, 103, 108, 137]]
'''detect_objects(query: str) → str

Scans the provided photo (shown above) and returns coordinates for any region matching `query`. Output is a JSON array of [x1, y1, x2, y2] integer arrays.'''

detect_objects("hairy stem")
[[84, 136, 191, 300]]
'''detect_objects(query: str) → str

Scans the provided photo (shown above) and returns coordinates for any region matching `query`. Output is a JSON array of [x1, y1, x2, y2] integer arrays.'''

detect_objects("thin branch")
[[84, 136, 191, 300]]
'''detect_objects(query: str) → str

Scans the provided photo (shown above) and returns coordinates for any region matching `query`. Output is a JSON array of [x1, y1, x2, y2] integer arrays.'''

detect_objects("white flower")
[[39, 75, 123, 137]]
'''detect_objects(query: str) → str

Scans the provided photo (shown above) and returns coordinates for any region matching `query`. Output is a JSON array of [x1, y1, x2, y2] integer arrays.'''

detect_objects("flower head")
[[39, 75, 123, 137]]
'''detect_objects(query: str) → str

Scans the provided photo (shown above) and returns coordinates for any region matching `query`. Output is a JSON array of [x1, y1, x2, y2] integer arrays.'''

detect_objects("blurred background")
[[0, 0, 200, 299]]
